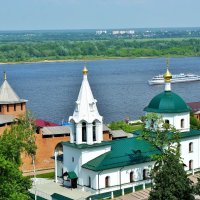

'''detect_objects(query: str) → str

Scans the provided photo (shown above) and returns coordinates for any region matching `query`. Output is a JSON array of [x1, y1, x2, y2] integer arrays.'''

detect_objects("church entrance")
[[63, 171, 78, 189], [71, 178, 78, 188]]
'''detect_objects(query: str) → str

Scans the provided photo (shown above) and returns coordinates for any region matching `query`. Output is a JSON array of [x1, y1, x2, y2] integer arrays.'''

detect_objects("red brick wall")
[[21, 134, 70, 173], [0, 103, 26, 118], [103, 130, 112, 141], [21, 130, 112, 173]]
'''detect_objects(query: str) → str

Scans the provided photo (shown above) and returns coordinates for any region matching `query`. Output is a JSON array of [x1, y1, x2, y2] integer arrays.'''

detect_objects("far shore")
[[0, 55, 189, 65]]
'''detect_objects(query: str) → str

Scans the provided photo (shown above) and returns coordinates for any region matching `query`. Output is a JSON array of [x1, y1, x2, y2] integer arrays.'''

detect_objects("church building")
[[55, 64, 200, 195]]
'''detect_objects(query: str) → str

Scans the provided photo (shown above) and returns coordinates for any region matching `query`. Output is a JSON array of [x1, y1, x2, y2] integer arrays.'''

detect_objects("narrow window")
[[165, 119, 169, 124], [181, 119, 184, 128], [7, 105, 9, 112], [21, 103, 23, 110], [14, 104, 16, 111], [150, 119, 154, 128], [72, 157, 74, 162], [88, 176, 91, 188], [130, 171, 134, 183], [89, 103, 94, 112], [75, 104, 79, 112], [189, 160, 193, 170], [105, 176, 110, 188], [189, 142, 193, 153], [74, 125, 76, 141], [82, 122, 86, 142], [93, 122, 96, 141], [143, 169, 147, 180]]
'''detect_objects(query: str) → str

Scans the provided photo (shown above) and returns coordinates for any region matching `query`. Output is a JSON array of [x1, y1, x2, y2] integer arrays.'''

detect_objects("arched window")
[[105, 176, 110, 188], [189, 160, 193, 170], [93, 122, 96, 141], [130, 171, 134, 183], [181, 119, 185, 128], [150, 119, 154, 128], [165, 119, 169, 124], [82, 122, 87, 142], [189, 142, 193, 153], [143, 169, 147, 180], [88, 176, 91, 188]]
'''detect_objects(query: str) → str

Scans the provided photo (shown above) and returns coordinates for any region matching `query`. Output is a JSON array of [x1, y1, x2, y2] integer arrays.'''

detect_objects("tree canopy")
[[0, 113, 36, 200], [1, 38, 200, 62]]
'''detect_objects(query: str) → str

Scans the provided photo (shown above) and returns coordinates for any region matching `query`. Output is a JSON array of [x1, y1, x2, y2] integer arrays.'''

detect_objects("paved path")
[[114, 189, 150, 200], [30, 179, 92, 200]]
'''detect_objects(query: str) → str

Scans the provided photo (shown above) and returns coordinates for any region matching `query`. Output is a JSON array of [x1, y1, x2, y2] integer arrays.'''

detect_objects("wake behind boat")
[[148, 73, 200, 85]]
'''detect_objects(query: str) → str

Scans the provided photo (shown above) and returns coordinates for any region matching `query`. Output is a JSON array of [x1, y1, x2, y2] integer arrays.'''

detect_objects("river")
[[2, 57, 200, 123]]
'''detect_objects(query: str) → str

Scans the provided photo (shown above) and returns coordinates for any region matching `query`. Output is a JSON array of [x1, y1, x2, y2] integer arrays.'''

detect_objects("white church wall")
[[81, 146, 111, 166], [62, 144, 111, 186], [63, 145, 82, 174], [162, 112, 190, 132], [180, 136, 200, 172], [81, 168, 98, 190], [120, 162, 154, 185], [95, 161, 154, 193]]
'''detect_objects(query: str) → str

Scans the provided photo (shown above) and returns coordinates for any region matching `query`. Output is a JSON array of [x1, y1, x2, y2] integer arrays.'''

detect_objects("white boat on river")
[[148, 73, 200, 85]]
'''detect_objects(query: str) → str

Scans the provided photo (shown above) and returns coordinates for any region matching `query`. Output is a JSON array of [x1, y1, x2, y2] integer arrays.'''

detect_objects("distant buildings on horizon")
[[96, 29, 135, 35]]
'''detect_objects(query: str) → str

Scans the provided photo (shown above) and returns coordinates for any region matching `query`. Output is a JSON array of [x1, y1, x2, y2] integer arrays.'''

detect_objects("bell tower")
[[69, 66, 103, 145]]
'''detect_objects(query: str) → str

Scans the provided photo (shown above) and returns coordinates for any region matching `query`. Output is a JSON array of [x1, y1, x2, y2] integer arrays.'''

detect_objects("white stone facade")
[[162, 112, 190, 132]]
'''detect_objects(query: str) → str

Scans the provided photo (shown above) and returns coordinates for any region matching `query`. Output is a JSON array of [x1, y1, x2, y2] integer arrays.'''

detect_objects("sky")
[[0, 0, 200, 30]]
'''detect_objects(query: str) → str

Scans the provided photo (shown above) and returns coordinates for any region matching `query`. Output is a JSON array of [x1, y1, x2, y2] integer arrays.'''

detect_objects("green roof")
[[51, 193, 73, 200], [178, 129, 200, 139], [62, 141, 112, 149], [82, 137, 160, 171], [67, 171, 78, 179], [30, 193, 47, 200], [144, 91, 190, 113], [133, 129, 200, 139]]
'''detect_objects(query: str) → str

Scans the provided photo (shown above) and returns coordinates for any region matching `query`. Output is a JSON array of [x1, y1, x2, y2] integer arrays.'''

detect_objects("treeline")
[[1, 38, 200, 62]]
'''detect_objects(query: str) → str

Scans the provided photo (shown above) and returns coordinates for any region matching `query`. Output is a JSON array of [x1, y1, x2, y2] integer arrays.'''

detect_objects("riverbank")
[[0, 55, 192, 65]]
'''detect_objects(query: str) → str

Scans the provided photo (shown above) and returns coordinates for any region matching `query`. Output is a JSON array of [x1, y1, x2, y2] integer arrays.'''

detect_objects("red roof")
[[187, 102, 200, 112], [35, 119, 59, 127]]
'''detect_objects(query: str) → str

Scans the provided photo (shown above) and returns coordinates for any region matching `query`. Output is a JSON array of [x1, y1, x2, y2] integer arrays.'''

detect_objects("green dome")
[[144, 91, 190, 113]]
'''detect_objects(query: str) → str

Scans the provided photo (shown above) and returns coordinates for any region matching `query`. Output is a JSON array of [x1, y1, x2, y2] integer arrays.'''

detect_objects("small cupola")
[[144, 59, 190, 132]]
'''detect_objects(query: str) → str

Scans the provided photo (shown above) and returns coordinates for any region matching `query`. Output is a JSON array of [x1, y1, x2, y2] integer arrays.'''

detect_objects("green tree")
[[0, 113, 36, 200], [0, 156, 31, 200], [190, 114, 200, 130], [0, 114, 36, 166], [109, 120, 142, 133], [140, 113, 194, 200]]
